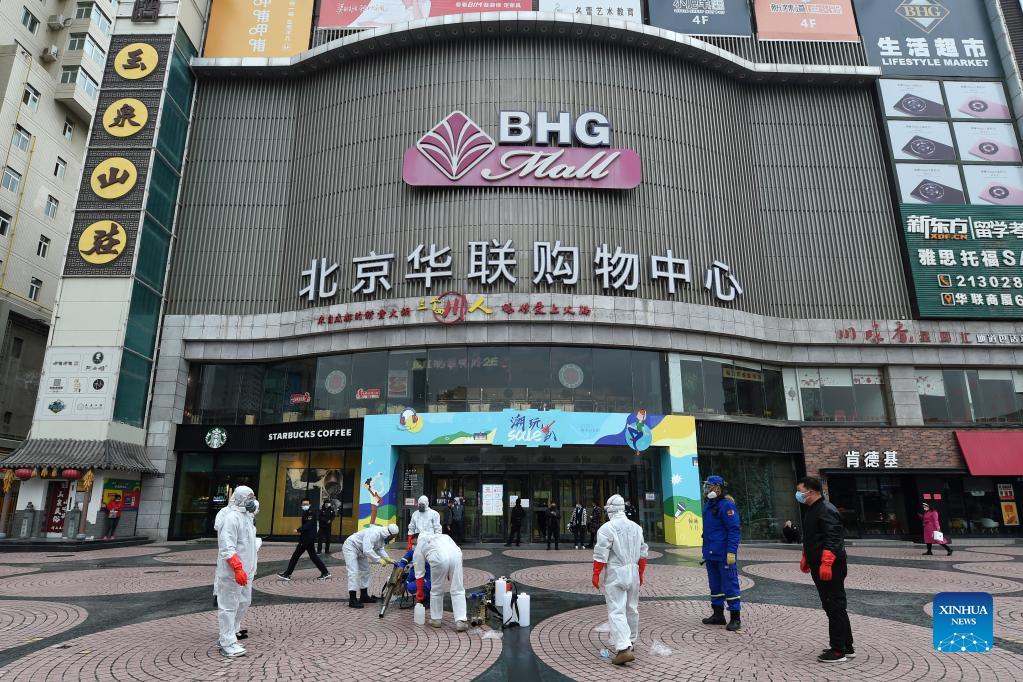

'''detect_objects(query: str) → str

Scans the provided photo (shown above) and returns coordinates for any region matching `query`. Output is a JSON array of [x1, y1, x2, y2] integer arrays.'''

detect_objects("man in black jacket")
[[278, 497, 331, 580], [504, 498, 525, 546], [316, 499, 336, 554], [797, 476, 853, 664]]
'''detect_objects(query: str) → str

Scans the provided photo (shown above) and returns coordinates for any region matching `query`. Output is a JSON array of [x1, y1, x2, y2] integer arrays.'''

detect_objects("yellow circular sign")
[[78, 220, 127, 265], [114, 43, 159, 80], [90, 157, 138, 200], [102, 98, 149, 137]]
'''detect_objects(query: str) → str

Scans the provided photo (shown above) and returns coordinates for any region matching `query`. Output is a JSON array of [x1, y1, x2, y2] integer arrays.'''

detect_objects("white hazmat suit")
[[408, 495, 442, 537], [342, 524, 398, 592], [215, 486, 259, 656], [413, 531, 467, 628], [593, 494, 648, 655]]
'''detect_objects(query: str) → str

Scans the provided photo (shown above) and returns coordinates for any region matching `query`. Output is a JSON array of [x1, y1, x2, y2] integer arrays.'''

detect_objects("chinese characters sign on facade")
[[204, 0, 314, 58], [845, 450, 900, 469]]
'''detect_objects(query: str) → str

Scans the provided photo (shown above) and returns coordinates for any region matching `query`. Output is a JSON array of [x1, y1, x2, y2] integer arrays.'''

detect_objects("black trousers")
[[506, 524, 522, 546], [587, 528, 598, 548], [572, 526, 585, 546], [284, 541, 328, 576], [105, 516, 120, 537], [546, 524, 559, 549], [451, 519, 464, 544], [316, 529, 331, 554], [811, 555, 853, 652]]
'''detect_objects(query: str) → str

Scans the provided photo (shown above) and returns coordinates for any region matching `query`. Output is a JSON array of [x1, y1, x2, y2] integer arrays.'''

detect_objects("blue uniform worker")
[[398, 547, 430, 595], [701, 475, 742, 632]]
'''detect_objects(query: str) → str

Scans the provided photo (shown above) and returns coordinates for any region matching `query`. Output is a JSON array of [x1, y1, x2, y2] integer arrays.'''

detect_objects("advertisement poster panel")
[[482, 484, 504, 516], [203, 0, 314, 57], [901, 205, 1023, 319], [753, 0, 859, 41], [1002, 501, 1020, 526], [319, 0, 532, 28], [854, 0, 1002, 77], [647, 0, 753, 37], [103, 478, 142, 510], [537, 0, 642, 22]]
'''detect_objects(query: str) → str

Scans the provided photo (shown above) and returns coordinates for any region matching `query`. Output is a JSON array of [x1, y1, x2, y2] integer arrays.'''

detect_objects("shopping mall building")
[[3, 0, 1023, 544]]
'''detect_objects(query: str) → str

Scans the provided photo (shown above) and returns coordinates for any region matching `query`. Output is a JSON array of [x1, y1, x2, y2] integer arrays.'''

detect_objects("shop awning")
[[0, 439, 158, 473], [955, 431, 1023, 476]]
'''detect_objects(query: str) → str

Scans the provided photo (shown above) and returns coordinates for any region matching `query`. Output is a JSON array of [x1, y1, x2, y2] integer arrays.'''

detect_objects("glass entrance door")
[[432, 474, 479, 542]]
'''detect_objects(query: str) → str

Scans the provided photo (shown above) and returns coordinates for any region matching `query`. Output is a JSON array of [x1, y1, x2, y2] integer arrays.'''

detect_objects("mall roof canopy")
[[0, 439, 158, 474], [955, 431, 1023, 476]]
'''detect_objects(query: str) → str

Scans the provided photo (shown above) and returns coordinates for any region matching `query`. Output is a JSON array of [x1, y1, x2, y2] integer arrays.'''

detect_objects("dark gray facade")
[[168, 35, 909, 320]]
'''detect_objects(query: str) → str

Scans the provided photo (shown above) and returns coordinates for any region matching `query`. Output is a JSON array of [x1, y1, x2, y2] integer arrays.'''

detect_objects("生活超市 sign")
[[903, 205, 1023, 319]]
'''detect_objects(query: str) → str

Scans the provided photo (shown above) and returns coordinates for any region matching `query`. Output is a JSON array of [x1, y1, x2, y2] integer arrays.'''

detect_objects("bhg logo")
[[896, 0, 949, 34], [932, 592, 993, 652]]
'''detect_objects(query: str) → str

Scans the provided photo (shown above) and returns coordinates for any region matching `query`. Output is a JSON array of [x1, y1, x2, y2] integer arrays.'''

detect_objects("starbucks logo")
[[558, 363, 585, 389], [205, 427, 227, 449], [325, 370, 347, 395]]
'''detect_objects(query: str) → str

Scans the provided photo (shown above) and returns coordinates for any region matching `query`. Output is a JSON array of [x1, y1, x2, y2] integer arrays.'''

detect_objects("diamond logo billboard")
[[932, 592, 993, 652], [896, 0, 948, 33], [403, 110, 641, 190]]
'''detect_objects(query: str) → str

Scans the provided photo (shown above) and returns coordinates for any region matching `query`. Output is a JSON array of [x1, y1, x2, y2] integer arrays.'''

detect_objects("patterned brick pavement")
[[966, 546, 1023, 556], [954, 561, 1023, 581], [844, 546, 1013, 563], [0, 566, 39, 578], [253, 566, 493, 599], [667, 547, 801, 562], [742, 561, 1023, 594], [0, 546, 169, 564], [503, 548, 663, 562], [510, 563, 753, 597], [0, 565, 214, 597], [329, 547, 492, 561], [0, 602, 501, 681], [154, 544, 302, 565], [0, 601, 87, 653], [530, 600, 1023, 681], [925, 597, 1023, 644]]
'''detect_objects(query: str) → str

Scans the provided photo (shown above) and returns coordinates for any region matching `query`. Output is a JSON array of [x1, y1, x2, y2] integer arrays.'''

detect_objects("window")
[[2, 167, 22, 193], [22, 85, 40, 111], [63, 118, 74, 142], [918, 368, 1023, 424], [798, 368, 886, 423], [44, 196, 58, 219], [67, 33, 105, 63], [28, 277, 42, 301], [21, 7, 40, 34], [61, 67, 99, 99], [12, 338, 23, 359], [74, 1, 92, 19], [54, 157, 67, 179], [37, 235, 50, 257], [11, 125, 31, 153], [0, 211, 10, 236], [91, 5, 112, 33]]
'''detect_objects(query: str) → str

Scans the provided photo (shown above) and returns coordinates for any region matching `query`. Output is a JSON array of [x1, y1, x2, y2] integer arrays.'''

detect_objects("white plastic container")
[[414, 602, 426, 625], [517, 593, 531, 627], [494, 578, 507, 616], [502, 590, 516, 625]]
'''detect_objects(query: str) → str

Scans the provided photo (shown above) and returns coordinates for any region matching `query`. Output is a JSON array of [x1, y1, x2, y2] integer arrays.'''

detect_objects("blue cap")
[[705, 475, 724, 486]]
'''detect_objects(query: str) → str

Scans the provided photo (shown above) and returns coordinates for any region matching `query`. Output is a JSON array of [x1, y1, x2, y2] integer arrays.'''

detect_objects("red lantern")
[[62, 469, 81, 480], [14, 468, 32, 481]]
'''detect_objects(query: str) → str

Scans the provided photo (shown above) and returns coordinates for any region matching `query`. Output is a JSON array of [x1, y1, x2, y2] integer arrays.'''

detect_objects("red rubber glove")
[[799, 552, 810, 574], [408, 535, 415, 551], [638, 558, 647, 586], [592, 561, 605, 590], [226, 554, 248, 586], [415, 577, 425, 602], [819, 550, 836, 582]]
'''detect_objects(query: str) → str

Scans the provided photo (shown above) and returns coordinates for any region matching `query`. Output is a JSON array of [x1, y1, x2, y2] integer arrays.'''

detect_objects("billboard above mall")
[[203, 0, 314, 57], [647, 0, 753, 37], [753, 0, 859, 41], [318, 0, 532, 28]]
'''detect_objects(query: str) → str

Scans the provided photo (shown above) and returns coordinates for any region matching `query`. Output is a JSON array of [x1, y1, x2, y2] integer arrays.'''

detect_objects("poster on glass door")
[[482, 484, 504, 516]]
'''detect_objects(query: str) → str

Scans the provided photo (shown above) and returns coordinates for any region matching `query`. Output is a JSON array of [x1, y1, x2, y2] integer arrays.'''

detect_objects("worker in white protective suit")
[[215, 486, 259, 657], [592, 493, 648, 666], [342, 523, 399, 608], [413, 531, 468, 631], [408, 495, 442, 542], [213, 498, 262, 644]]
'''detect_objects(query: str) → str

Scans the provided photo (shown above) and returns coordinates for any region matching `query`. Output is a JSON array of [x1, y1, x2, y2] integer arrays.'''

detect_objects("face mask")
[[418, 503, 427, 512], [795, 491, 807, 504], [706, 491, 718, 500], [301, 504, 310, 511], [244, 500, 257, 513]]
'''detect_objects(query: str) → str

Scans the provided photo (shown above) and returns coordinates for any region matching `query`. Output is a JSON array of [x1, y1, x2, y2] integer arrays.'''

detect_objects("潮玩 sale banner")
[[753, 0, 859, 42]]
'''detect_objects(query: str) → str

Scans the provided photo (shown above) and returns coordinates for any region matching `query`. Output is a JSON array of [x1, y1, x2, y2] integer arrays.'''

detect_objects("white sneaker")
[[430, 619, 443, 628], [455, 620, 469, 632], [220, 643, 246, 657]]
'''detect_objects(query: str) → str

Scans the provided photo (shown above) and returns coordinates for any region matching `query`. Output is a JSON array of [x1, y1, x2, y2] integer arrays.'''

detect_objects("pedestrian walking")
[[587, 500, 603, 549], [570, 502, 587, 549], [592, 494, 648, 666], [920, 502, 953, 556], [450, 497, 465, 544], [700, 475, 742, 632], [546, 501, 560, 550], [316, 499, 336, 554], [277, 497, 331, 581], [504, 498, 525, 546], [796, 476, 854, 664]]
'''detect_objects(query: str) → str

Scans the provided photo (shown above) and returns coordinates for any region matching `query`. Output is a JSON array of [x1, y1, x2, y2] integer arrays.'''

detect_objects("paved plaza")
[[0, 540, 1021, 681]]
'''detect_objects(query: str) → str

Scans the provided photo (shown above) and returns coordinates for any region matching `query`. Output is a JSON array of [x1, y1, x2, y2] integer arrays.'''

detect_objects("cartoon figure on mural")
[[398, 407, 424, 433], [626, 409, 652, 455], [365, 473, 385, 524]]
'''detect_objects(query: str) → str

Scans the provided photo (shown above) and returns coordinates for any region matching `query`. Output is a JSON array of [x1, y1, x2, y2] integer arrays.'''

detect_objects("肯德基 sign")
[[402, 110, 641, 190], [901, 205, 1023, 319]]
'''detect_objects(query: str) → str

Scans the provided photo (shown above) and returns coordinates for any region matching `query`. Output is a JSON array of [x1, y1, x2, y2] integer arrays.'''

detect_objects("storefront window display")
[[798, 368, 886, 423], [917, 368, 1023, 424], [674, 355, 789, 420]]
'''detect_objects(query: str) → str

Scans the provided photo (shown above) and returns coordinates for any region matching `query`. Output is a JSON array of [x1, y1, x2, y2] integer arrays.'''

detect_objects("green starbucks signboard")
[[902, 204, 1023, 319]]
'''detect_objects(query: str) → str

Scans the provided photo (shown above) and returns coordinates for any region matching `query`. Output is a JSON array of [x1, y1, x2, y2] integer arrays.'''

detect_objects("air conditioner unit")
[[41, 45, 60, 62], [46, 14, 72, 30]]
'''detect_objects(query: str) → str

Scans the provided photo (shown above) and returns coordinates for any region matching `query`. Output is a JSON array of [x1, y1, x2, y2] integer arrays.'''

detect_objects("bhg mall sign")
[[402, 110, 641, 190]]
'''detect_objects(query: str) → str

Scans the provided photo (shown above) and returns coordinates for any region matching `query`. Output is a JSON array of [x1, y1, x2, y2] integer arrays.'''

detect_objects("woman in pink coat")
[[920, 502, 952, 556]]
